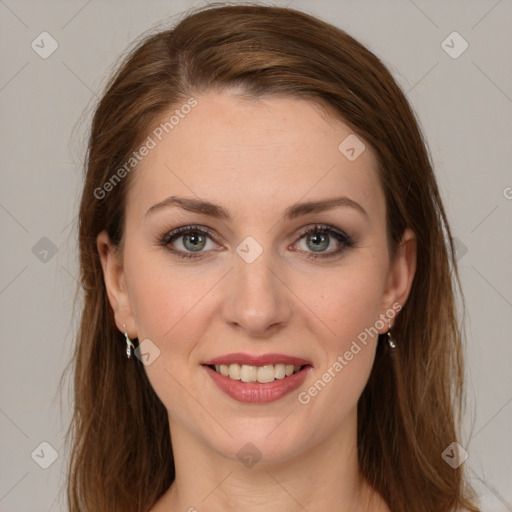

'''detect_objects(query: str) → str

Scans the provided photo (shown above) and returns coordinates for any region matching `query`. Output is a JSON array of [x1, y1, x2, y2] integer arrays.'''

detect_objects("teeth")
[[275, 363, 286, 379], [240, 365, 257, 382], [257, 365, 275, 384], [213, 363, 303, 383], [228, 363, 241, 380]]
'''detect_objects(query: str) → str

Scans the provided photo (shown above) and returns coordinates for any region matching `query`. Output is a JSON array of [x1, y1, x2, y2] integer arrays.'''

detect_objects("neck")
[[155, 408, 386, 512]]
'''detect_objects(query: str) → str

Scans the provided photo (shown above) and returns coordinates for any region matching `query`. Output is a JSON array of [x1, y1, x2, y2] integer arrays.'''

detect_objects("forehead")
[[127, 91, 383, 221]]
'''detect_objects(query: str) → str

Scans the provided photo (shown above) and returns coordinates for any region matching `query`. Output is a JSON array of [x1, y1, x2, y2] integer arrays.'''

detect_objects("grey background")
[[0, 0, 511, 510]]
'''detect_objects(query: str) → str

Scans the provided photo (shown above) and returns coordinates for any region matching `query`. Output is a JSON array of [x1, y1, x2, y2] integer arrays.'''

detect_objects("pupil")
[[309, 232, 328, 252], [184, 233, 205, 251]]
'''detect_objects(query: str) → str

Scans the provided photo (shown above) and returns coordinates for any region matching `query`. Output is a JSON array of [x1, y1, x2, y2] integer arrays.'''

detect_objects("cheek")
[[124, 257, 221, 423], [294, 262, 387, 352], [291, 262, 386, 406], [122, 237, 388, 442], [124, 242, 218, 343]]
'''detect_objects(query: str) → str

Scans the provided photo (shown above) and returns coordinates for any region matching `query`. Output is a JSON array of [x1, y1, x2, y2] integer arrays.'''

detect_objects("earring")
[[386, 317, 396, 349], [123, 324, 135, 359]]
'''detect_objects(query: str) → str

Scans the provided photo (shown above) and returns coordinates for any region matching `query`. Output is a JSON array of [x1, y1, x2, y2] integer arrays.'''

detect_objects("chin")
[[202, 414, 321, 466]]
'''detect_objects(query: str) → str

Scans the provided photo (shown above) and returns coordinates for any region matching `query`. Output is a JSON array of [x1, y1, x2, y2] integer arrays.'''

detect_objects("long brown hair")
[[64, 4, 479, 511]]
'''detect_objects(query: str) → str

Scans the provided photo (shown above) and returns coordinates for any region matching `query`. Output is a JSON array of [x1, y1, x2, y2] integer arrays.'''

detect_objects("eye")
[[292, 224, 354, 259], [160, 225, 219, 259], [159, 223, 354, 261]]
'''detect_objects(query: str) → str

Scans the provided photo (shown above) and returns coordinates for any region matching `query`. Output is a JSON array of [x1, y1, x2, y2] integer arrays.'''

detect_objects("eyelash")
[[159, 224, 354, 260]]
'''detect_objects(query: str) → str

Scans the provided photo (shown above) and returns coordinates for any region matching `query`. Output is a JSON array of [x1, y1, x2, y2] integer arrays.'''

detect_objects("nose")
[[220, 250, 292, 339]]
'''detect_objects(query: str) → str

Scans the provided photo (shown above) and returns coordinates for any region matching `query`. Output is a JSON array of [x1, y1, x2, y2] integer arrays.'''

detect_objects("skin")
[[98, 90, 416, 511]]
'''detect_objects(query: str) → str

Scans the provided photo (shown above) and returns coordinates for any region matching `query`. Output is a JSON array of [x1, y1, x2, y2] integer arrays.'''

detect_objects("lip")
[[203, 352, 312, 367], [202, 360, 312, 404]]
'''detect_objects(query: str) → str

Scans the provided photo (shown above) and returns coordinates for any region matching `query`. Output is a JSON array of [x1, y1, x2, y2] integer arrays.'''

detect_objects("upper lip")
[[203, 353, 312, 367]]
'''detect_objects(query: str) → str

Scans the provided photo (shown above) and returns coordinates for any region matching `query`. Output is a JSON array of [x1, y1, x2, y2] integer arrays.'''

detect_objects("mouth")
[[202, 353, 312, 404], [206, 363, 306, 383]]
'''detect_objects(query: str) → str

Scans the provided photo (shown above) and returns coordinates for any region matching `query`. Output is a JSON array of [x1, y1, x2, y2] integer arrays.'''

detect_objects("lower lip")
[[203, 365, 311, 404]]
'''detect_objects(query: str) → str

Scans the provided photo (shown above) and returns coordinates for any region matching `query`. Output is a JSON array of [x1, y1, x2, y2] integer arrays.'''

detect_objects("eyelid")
[[159, 224, 218, 246], [159, 223, 354, 260], [293, 223, 351, 243], [160, 224, 223, 260], [290, 224, 354, 259]]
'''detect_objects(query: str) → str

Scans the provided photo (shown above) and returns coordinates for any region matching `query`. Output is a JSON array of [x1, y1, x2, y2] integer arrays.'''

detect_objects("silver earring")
[[123, 324, 134, 359], [386, 317, 396, 349]]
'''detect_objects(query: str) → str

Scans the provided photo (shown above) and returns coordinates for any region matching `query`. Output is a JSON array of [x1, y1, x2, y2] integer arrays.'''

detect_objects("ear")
[[97, 230, 136, 338], [378, 227, 417, 333]]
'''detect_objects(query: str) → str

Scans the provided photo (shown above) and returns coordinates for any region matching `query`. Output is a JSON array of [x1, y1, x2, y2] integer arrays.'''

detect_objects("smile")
[[202, 353, 312, 404], [209, 363, 303, 383]]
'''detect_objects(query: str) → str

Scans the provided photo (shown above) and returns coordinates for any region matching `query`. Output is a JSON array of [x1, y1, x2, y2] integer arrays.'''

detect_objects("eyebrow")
[[145, 195, 368, 221]]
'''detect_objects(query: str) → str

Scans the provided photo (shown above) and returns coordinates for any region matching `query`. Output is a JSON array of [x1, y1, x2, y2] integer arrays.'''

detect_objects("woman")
[[66, 4, 479, 511]]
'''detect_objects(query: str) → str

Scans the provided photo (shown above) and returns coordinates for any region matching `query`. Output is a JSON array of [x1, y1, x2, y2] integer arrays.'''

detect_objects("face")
[[98, 90, 416, 465]]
